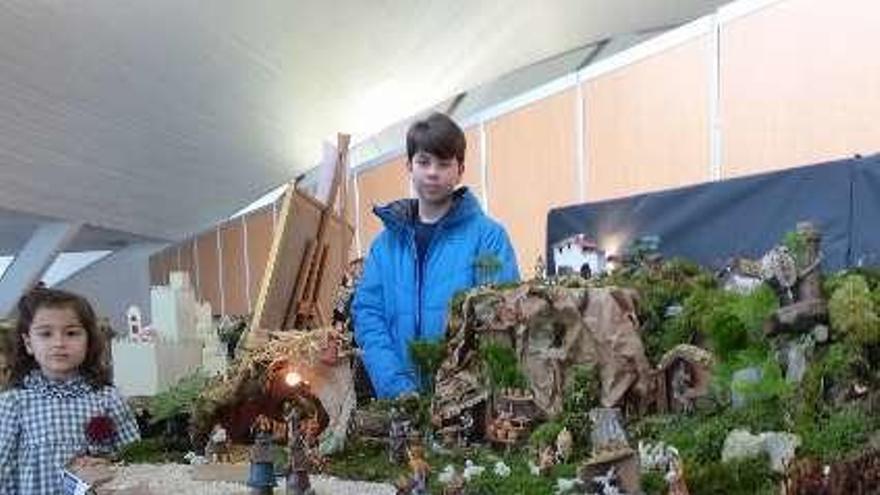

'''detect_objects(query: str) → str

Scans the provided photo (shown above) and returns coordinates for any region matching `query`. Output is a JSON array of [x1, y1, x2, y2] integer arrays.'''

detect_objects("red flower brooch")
[[85, 415, 117, 446]]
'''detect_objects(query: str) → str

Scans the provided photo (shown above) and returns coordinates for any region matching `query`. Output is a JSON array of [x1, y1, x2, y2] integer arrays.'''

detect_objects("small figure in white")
[[458, 410, 474, 448], [555, 427, 573, 463], [592, 466, 624, 495]]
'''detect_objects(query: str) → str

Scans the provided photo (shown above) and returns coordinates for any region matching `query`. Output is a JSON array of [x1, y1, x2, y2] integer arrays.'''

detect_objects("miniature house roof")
[[657, 344, 715, 370], [720, 258, 764, 279], [554, 234, 601, 251]]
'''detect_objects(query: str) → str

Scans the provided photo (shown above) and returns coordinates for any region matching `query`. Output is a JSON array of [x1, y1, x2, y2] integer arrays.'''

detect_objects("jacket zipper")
[[411, 232, 422, 340], [413, 222, 444, 341]]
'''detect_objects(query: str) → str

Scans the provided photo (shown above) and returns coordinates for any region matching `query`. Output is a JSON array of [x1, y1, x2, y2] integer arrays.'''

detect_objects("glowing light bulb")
[[285, 371, 302, 387]]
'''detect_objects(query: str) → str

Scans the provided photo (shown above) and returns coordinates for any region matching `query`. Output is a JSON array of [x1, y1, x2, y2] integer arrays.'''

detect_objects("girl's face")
[[23, 305, 89, 380]]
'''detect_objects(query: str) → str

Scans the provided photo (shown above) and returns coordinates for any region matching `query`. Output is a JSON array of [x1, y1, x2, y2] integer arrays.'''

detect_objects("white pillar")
[[0, 222, 81, 316]]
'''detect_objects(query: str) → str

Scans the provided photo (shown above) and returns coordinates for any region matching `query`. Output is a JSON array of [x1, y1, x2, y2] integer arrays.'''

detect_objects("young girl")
[[0, 288, 140, 494]]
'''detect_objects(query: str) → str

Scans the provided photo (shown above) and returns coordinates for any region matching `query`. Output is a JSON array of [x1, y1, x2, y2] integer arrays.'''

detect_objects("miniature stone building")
[[655, 344, 715, 414]]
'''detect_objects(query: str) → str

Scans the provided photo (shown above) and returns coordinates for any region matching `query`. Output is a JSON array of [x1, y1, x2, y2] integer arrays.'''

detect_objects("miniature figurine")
[[556, 427, 573, 463], [462, 459, 485, 481], [534, 255, 546, 282], [388, 407, 410, 464], [592, 466, 624, 495], [538, 444, 556, 475], [285, 406, 314, 495], [670, 360, 695, 414], [442, 470, 466, 495], [394, 473, 414, 495], [247, 415, 277, 495], [666, 452, 690, 495], [205, 423, 230, 463], [458, 410, 474, 448], [407, 444, 430, 495]]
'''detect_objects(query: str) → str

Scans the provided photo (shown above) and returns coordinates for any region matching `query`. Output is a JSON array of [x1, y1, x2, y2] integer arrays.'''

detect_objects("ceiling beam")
[[0, 221, 82, 316]]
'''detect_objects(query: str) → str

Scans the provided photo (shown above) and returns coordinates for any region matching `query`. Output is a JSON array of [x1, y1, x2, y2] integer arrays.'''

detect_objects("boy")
[[353, 112, 519, 398]]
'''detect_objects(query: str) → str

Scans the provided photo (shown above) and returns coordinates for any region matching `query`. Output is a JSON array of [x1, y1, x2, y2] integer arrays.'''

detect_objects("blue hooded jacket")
[[352, 187, 519, 398]]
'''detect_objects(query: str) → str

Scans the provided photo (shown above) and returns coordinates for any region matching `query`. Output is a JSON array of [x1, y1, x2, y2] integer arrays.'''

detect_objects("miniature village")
[[0, 143, 876, 494], [26, 220, 874, 494]]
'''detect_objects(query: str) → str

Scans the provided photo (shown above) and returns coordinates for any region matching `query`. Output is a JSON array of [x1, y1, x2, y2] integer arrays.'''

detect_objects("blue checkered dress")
[[0, 370, 141, 494]]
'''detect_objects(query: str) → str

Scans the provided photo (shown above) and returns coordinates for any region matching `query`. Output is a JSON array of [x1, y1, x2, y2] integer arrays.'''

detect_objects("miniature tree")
[[561, 365, 600, 455], [409, 340, 446, 393]]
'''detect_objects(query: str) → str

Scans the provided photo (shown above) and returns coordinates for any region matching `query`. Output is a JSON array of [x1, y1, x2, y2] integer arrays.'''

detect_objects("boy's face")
[[408, 151, 463, 204]]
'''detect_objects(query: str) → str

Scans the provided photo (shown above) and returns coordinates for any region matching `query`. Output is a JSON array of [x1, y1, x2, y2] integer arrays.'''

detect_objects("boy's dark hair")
[[406, 112, 466, 164], [9, 287, 111, 388]]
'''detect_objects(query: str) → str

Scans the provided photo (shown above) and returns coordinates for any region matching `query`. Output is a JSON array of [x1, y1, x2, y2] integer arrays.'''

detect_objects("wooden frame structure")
[[242, 134, 353, 349]]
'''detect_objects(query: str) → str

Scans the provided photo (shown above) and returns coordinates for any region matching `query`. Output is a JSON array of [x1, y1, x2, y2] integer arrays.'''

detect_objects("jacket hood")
[[373, 187, 482, 234]]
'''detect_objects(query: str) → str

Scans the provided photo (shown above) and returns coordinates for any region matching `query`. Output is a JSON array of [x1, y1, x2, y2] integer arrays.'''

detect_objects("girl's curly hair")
[[9, 287, 111, 388]]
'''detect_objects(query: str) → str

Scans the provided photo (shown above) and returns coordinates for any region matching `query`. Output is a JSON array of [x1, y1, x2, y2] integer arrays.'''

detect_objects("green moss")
[[729, 285, 779, 335], [529, 421, 563, 449], [798, 406, 875, 461], [149, 371, 211, 424], [647, 316, 694, 362], [825, 267, 880, 297], [560, 365, 599, 457], [326, 439, 579, 495], [794, 342, 862, 430], [665, 413, 735, 463], [783, 230, 809, 268], [324, 437, 406, 482], [605, 262, 776, 364], [118, 438, 188, 464], [710, 348, 792, 410], [638, 427, 782, 492], [597, 258, 718, 362], [686, 455, 780, 495], [641, 471, 667, 495], [829, 274, 880, 347], [698, 286, 777, 361], [707, 311, 751, 361], [634, 399, 789, 465], [479, 342, 527, 390]]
